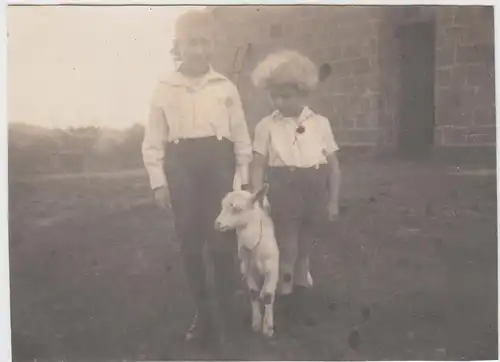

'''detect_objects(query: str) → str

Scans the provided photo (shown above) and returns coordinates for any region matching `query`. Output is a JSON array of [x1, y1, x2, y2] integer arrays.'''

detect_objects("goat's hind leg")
[[261, 266, 279, 338], [246, 274, 263, 333]]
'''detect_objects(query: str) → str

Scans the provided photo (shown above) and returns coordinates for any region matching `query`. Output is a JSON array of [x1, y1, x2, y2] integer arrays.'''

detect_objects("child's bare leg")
[[292, 228, 317, 326], [273, 220, 300, 329], [294, 255, 312, 288], [275, 220, 300, 295], [294, 227, 314, 288]]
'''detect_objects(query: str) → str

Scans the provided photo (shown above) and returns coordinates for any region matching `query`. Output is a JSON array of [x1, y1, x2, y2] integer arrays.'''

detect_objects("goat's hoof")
[[252, 320, 262, 332], [262, 326, 274, 338]]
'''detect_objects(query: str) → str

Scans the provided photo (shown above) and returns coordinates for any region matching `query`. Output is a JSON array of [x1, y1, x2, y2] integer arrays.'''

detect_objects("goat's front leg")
[[239, 258, 248, 280], [260, 261, 279, 338], [238, 247, 248, 278], [246, 273, 262, 333]]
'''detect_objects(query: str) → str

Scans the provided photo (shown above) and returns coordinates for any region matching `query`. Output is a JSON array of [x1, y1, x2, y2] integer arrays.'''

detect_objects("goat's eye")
[[231, 205, 243, 213]]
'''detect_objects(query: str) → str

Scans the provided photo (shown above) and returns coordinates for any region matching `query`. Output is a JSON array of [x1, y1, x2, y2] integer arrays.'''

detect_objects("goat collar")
[[241, 219, 263, 253]]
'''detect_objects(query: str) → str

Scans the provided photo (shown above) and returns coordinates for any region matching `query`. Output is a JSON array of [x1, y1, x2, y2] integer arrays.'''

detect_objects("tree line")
[[9, 123, 145, 178]]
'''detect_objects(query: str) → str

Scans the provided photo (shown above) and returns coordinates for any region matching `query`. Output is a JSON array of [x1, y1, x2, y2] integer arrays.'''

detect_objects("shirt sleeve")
[[253, 118, 271, 157], [227, 84, 253, 166], [321, 116, 339, 155], [142, 85, 168, 190]]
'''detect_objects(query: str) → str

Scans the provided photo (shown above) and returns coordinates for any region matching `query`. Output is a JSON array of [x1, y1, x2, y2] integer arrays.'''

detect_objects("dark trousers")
[[164, 137, 238, 316], [267, 165, 330, 293]]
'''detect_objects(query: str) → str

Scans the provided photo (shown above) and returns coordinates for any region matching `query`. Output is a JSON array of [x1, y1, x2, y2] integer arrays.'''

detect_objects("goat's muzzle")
[[214, 219, 231, 232]]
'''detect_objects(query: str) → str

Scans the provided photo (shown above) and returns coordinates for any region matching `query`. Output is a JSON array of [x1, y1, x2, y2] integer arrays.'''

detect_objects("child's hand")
[[327, 201, 339, 222], [154, 185, 171, 211]]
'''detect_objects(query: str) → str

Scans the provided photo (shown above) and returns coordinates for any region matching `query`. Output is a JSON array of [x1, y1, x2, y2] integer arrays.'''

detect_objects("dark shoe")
[[185, 311, 214, 343]]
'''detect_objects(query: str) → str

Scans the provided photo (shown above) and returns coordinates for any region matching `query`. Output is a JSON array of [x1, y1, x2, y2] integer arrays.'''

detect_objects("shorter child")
[[250, 49, 341, 326]]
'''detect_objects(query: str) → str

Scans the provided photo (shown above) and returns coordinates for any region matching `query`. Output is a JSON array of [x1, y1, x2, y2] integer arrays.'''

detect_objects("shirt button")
[[217, 135, 222, 141], [173, 139, 179, 144]]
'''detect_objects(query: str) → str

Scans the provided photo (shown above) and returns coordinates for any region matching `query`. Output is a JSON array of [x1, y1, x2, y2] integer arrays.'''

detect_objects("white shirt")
[[142, 68, 252, 189], [253, 107, 339, 167]]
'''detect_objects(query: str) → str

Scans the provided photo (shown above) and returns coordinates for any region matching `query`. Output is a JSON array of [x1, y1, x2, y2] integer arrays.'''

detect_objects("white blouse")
[[253, 107, 339, 168]]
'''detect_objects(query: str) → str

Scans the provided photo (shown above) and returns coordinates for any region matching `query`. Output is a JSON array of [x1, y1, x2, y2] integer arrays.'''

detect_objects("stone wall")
[[377, 8, 402, 149], [434, 6, 495, 147], [211, 6, 384, 146], [210, 5, 496, 150]]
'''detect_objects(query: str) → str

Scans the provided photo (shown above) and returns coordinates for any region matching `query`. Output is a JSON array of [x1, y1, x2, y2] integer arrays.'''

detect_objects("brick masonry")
[[210, 6, 495, 149], [434, 6, 495, 147], [211, 6, 383, 146]]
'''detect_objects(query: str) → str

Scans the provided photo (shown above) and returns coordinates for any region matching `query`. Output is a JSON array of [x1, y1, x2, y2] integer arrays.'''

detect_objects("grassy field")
[[8, 160, 497, 361]]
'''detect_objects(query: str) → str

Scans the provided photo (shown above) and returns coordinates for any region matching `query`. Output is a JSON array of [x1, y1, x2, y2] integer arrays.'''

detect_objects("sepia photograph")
[[6, 3, 497, 361]]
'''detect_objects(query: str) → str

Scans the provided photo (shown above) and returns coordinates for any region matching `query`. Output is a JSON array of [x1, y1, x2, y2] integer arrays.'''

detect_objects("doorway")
[[397, 21, 436, 159]]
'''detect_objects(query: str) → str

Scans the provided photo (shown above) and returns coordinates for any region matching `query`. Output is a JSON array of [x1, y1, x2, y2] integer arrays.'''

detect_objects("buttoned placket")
[[296, 113, 321, 169], [189, 80, 222, 141], [293, 112, 310, 166], [290, 120, 304, 166], [270, 115, 304, 167], [279, 114, 322, 169], [165, 69, 231, 146], [188, 85, 197, 138]]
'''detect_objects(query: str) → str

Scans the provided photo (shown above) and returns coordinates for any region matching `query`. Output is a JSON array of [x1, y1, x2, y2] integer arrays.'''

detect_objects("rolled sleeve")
[[142, 94, 168, 190], [227, 85, 253, 166], [253, 118, 271, 157], [321, 117, 339, 155]]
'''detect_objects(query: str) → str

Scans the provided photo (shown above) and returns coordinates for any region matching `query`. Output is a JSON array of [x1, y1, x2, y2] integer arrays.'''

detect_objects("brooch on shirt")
[[296, 125, 306, 134], [293, 125, 306, 145]]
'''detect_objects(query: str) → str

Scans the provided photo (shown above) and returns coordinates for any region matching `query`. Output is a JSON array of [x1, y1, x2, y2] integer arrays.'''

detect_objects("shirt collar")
[[272, 106, 315, 123], [163, 66, 227, 89]]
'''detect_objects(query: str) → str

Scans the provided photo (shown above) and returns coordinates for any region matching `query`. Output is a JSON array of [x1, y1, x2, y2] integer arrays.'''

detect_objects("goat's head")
[[214, 184, 269, 232]]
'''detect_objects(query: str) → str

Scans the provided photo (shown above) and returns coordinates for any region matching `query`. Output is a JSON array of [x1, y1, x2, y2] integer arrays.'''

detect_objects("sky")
[[7, 5, 199, 129]]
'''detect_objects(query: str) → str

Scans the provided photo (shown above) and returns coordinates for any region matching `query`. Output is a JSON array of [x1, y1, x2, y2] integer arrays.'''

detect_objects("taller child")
[[142, 9, 253, 343]]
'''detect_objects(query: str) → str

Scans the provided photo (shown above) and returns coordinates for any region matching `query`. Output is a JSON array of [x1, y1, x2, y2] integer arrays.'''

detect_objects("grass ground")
[[8, 160, 497, 361]]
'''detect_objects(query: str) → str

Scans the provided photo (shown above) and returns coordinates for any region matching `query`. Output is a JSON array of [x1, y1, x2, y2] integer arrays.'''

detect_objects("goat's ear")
[[251, 183, 269, 205]]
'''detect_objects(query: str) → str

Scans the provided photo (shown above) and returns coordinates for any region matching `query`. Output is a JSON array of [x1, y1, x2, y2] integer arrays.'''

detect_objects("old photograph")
[[7, 4, 497, 361]]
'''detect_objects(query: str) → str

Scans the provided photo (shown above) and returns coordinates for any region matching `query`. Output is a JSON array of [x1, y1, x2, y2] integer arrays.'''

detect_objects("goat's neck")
[[237, 209, 270, 251]]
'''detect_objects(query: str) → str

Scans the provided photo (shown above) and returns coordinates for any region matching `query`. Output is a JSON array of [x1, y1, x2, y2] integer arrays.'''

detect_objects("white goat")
[[214, 185, 279, 338]]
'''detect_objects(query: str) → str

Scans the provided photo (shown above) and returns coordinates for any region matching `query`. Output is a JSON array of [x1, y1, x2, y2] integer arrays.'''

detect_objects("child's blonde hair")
[[251, 49, 319, 93], [171, 9, 216, 61], [175, 9, 215, 39]]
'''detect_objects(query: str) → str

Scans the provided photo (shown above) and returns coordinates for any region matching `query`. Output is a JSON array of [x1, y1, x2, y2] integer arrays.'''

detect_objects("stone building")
[[208, 6, 495, 161]]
